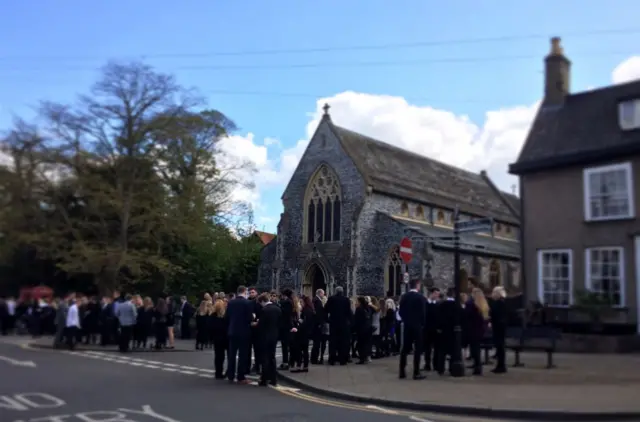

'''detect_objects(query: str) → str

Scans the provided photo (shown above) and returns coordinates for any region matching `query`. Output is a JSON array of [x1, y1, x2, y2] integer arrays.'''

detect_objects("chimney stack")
[[544, 37, 571, 105]]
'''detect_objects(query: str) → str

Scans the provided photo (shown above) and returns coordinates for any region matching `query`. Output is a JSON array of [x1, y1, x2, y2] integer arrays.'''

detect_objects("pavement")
[[277, 350, 640, 420], [0, 335, 533, 422]]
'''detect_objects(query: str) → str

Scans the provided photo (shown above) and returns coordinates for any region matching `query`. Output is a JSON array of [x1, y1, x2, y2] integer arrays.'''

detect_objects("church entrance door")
[[303, 263, 327, 297]]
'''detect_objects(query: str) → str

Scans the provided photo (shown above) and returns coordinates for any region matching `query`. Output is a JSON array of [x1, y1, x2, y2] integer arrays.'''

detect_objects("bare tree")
[[39, 61, 201, 293]]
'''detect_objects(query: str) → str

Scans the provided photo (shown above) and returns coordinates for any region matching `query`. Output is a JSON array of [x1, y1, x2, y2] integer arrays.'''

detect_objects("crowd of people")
[[0, 279, 509, 384]]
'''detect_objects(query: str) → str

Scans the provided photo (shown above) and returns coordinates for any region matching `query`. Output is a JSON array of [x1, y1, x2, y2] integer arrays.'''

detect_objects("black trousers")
[[329, 327, 349, 364], [261, 339, 278, 384], [436, 333, 454, 374], [423, 330, 438, 370], [493, 332, 506, 371], [213, 339, 227, 378], [469, 338, 482, 373], [279, 329, 290, 366], [310, 328, 322, 362], [119, 325, 133, 352], [400, 326, 423, 376], [249, 330, 262, 371], [291, 333, 310, 367], [65, 326, 78, 350], [357, 331, 372, 362], [227, 335, 250, 381]]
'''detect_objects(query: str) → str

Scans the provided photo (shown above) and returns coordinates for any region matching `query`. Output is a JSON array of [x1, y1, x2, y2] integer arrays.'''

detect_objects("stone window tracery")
[[416, 205, 424, 219], [386, 245, 403, 297], [305, 165, 342, 243], [400, 202, 409, 216]]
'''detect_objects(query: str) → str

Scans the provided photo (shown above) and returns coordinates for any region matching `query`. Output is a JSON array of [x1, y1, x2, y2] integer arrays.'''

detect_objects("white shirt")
[[7, 300, 15, 315], [66, 303, 81, 328]]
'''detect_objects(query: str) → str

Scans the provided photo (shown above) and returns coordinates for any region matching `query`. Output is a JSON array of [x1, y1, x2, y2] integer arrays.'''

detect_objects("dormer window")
[[618, 99, 640, 130]]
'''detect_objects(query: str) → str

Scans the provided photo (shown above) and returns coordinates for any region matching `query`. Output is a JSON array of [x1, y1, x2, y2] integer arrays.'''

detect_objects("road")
[[0, 337, 526, 422]]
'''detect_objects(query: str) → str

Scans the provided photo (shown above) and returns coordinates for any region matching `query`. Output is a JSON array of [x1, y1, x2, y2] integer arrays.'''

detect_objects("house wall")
[[521, 156, 640, 325]]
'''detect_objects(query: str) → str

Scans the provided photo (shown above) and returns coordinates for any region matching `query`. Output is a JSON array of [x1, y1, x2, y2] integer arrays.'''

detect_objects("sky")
[[1, 0, 640, 233]]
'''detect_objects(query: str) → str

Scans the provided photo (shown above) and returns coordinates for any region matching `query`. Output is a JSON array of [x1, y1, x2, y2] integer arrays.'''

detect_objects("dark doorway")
[[304, 263, 326, 297]]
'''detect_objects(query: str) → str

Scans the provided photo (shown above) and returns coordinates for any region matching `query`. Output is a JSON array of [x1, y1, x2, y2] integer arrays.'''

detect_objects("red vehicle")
[[18, 285, 54, 303]]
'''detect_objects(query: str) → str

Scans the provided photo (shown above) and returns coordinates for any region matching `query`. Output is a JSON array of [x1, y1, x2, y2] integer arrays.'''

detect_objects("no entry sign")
[[399, 237, 413, 264]]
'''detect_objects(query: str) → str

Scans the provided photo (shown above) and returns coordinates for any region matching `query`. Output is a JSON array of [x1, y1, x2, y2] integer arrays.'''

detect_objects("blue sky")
[[1, 0, 639, 233]]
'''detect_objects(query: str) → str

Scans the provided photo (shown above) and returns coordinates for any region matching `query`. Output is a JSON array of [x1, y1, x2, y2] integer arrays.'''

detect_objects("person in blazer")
[[398, 279, 427, 380], [325, 286, 353, 365], [310, 289, 327, 364], [225, 286, 254, 384], [256, 293, 282, 386], [436, 287, 458, 375], [278, 289, 294, 370], [423, 287, 440, 371]]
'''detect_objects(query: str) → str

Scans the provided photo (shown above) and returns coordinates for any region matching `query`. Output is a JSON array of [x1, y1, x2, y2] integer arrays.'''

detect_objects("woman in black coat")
[[489, 286, 508, 374]]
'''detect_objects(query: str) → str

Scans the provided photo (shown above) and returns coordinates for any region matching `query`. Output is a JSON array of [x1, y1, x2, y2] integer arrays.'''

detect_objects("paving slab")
[[279, 350, 640, 419]]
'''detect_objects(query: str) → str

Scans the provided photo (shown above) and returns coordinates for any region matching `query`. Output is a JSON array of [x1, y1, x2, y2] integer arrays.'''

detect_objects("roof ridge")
[[332, 124, 486, 182]]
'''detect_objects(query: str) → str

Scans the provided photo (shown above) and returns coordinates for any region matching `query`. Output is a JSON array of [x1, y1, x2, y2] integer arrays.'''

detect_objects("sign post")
[[399, 237, 412, 294], [449, 213, 493, 377]]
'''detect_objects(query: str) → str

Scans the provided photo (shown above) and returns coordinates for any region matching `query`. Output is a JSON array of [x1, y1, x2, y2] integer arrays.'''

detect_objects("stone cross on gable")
[[323, 103, 330, 116]]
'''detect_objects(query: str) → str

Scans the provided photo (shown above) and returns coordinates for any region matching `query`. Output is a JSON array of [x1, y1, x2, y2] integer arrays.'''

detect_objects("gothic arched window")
[[416, 205, 424, 220], [386, 245, 403, 297], [304, 165, 342, 243]]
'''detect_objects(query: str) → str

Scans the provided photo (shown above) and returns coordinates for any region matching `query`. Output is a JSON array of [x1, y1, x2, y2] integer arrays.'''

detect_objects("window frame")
[[537, 248, 573, 308], [585, 246, 626, 308], [583, 162, 635, 222]]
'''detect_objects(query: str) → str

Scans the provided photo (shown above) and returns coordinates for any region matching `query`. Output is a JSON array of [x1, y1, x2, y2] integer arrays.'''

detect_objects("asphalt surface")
[[0, 337, 535, 422]]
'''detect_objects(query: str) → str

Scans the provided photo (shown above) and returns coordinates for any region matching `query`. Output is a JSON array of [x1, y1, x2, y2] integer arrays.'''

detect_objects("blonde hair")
[[292, 296, 301, 315], [385, 298, 396, 311], [472, 288, 490, 320], [204, 293, 212, 302], [212, 299, 226, 317], [198, 300, 208, 316], [205, 301, 214, 315]]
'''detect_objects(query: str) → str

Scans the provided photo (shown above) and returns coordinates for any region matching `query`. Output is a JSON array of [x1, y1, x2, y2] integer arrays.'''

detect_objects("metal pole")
[[450, 206, 465, 377]]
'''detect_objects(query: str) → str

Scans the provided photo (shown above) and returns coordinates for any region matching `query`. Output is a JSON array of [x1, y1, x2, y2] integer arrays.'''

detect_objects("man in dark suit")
[[398, 279, 427, 380], [423, 287, 441, 371], [325, 286, 352, 365], [179, 296, 194, 340], [435, 287, 457, 375], [247, 287, 262, 374], [310, 288, 326, 364], [278, 289, 294, 370], [226, 286, 254, 384], [256, 293, 281, 386]]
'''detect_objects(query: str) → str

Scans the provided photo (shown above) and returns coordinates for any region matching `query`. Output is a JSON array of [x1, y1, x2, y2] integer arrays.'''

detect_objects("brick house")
[[509, 38, 640, 334], [258, 105, 522, 298]]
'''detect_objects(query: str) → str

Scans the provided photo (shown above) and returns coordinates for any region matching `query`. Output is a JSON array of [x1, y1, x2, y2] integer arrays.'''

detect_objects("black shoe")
[[269, 381, 277, 386], [399, 373, 407, 379], [491, 367, 507, 374], [413, 373, 426, 380], [258, 381, 268, 387]]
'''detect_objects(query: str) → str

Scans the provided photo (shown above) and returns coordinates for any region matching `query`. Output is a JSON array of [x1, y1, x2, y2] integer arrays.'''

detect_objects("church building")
[[257, 105, 522, 298]]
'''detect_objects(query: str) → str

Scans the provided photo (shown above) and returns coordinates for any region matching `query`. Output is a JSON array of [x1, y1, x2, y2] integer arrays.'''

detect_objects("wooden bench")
[[506, 326, 561, 369]]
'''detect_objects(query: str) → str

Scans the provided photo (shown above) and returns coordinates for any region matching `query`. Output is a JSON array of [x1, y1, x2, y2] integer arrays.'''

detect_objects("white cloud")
[[218, 56, 639, 222], [612, 56, 640, 84]]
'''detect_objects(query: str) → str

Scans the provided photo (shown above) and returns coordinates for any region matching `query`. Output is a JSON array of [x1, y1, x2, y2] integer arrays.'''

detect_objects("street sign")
[[454, 217, 493, 234], [403, 272, 410, 284], [399, 237, 413, 263]]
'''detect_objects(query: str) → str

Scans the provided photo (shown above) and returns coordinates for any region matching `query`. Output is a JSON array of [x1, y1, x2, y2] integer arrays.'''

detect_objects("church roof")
[[253, 230, 276, 246], [328, 121, 520, 224]]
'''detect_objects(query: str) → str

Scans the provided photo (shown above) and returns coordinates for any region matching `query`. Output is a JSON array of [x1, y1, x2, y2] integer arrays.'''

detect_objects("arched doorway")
[[303, 263, 327, 297]]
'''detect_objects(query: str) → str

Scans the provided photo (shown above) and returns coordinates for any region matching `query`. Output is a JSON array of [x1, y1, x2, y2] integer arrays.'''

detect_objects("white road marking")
[[199, 374, 214, 378], [161, 367, 178, 372], [274, 386, 301, 392], [409, 416, 434, 422], [365, 405, 399, 414], [179, 371, 197, 375], [0, 355, 37, 367]]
